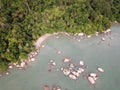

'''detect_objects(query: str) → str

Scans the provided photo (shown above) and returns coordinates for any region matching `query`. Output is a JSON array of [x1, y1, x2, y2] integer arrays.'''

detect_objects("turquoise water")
[[0, 24, 120, 90]]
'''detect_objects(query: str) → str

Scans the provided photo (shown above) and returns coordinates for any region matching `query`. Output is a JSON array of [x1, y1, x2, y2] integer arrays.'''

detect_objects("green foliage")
[[0, 58, 8, 72], [0, 0, 120, 71]]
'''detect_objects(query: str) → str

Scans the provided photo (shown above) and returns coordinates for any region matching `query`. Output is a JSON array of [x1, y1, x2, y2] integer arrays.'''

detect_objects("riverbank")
[[34, 34, 52, 49], [0, 24, 120, 90], [0, 28, 112, 77]]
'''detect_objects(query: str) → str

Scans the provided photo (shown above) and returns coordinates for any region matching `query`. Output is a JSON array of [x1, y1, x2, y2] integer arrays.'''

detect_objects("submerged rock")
[[57, 51, 61, 54], [69, 74, 77, 80], [43, 85, 50, 90], [97, 67, 104, 72], [87, 35, 91, 38], [48, 60, 56, 66], [52, 61, 56, 66], [110, 37, 114, 40], [56, 36, 59, 39], [89, 72, 99, 81], [79, 60, 84, 66], [87, 76, 96, 85], [78, 68, 84, 73], [42, 45, 45, 48], [6, 72, 9, 75], [20, 62, 26, 68], [63, 58, 70, 63], [101, 37, 105, 41], [52, 85, 61, 90], [77, 39, 81, 42], [30, 58, 35, 62], [62, 68, 70, 76], [69, 63, 74, 68], [8, 65, 13, 69], [90, 73, 97, 77], [72, 71, 80, 77]]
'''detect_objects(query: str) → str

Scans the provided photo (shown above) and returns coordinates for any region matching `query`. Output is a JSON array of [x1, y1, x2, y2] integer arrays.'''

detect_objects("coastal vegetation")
[[0, 0, 120, 71]]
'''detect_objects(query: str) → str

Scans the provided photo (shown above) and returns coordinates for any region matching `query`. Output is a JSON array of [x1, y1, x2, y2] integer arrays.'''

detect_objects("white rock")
[[69, 63, 74, 68], [78, 33, 84, 36], [72, 71, 77, 75], [79, 60, 84, 66], [16, 65, 20, 68], [97, 67, 104, 72], [60, 68, 63, 71], [52, 61, 56, 66], [54, 32, 57, 35], [78, 68, 84, 72], [87, 76, 96, 85], [96, 34, 98, 36], [56, 69, 59, 71], [76, 72, 80, 77], [93, 76, 99, 81], [77, 39, 81, 42], [9, 65, 13, 69], [81, 68, 85, 72], [95, 32, 99, 36], [77, 69, 82, 74], [72, 71, 80, 77], [87, 35, 91, 38], [101, 37, 105, 41], [69, 74, 77, 80], [41, 45, 45, 48], [114, 21, 118, 23], [63, 68, 70, 76], [20, 62, 25, 67], [50, 60, 53, 63], [56, 36, 59, 39], [90, 73, 97, 77], [57, 51, 61, 54], [31, 58, 35, 62], [34, 52, 38, 55], [63, 58, 70, 62], [57, 88, 61, 90], [6, 72, 9, 75], [96, 32, 99, 34], [13, 63, 17, 66], [106, 29, 111, 32]]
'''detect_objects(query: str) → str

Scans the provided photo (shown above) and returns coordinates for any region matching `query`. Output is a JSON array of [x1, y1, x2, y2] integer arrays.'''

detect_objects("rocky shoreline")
[[0, 29, 111, 77]]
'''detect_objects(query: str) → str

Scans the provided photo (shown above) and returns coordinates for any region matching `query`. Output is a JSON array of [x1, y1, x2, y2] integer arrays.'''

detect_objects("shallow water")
[[0, 24, 120, 90]]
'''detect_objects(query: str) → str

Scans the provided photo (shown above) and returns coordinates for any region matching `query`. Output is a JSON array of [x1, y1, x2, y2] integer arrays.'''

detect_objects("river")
[[0, 24, 120, 90]]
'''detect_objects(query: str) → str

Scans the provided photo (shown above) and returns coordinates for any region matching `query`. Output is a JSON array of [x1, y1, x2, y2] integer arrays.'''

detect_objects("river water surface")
[[0, 24, 120, 90]]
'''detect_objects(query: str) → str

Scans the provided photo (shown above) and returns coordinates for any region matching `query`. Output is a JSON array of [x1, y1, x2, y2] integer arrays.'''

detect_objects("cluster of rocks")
[[61, 59, 85, 80], [28, 50, 40, 62], [8, 51, 38, 70], [43, 84, 61, 90], [0, 60, 28, 76], [87, 67, 104, 86], [48, 57, 104, 87], [54, 32, 70, 37], [0, 50, 40, 77], [48, 60, 56, 67], [8, 59, 28, 70], [102, 29, 111, 34], [73, 29, 111, 42]]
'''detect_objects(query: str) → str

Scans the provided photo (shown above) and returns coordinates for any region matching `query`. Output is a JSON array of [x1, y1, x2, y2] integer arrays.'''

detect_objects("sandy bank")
[[34, 34, 52, 49]]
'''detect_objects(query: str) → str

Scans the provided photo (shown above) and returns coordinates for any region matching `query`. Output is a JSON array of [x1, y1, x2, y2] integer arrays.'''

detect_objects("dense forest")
[[0, 0, 120, 72]]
